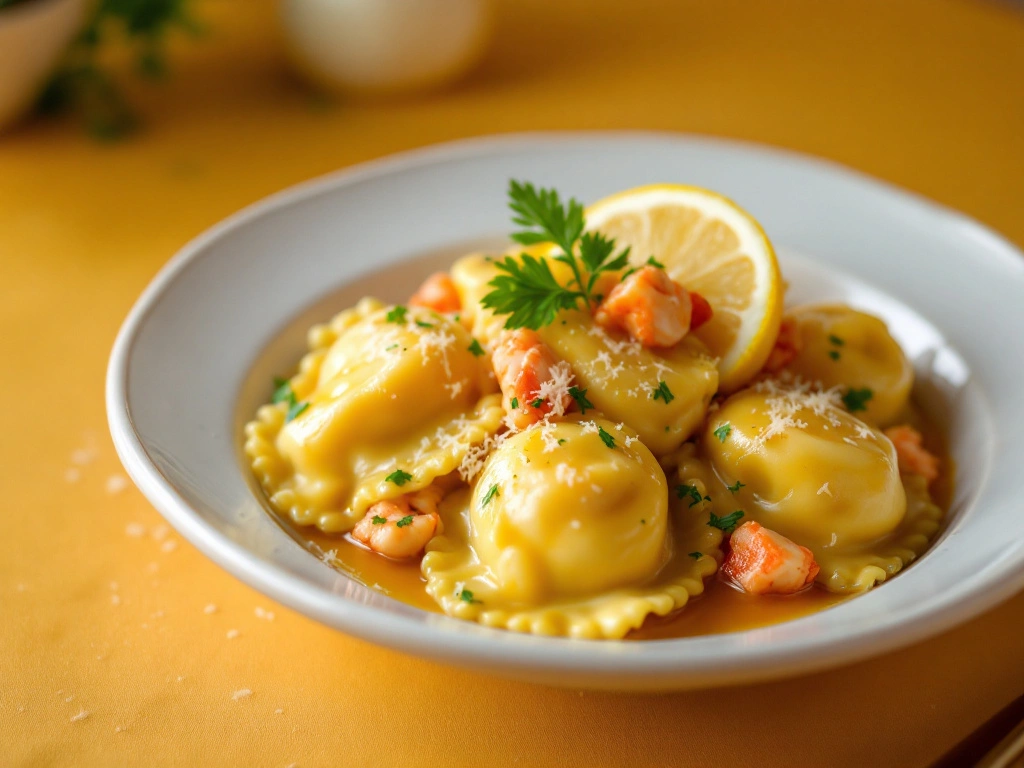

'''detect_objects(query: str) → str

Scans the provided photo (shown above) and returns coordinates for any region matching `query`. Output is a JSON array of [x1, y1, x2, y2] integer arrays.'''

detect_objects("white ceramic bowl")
[[0, 0, 88, 132], [107, 133, 1024, 691]]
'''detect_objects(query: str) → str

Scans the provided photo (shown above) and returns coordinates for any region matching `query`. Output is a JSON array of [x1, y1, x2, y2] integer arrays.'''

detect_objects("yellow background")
[[3, 1, 1024, 765]]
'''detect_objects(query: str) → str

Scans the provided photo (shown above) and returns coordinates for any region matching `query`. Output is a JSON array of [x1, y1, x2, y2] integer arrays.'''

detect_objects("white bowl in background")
[[0, 0, 88, 132], [107, 133, 1024, 691]]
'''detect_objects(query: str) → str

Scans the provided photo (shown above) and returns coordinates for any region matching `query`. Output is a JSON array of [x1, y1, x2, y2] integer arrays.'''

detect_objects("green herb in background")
[[36, 0, 203, 140]]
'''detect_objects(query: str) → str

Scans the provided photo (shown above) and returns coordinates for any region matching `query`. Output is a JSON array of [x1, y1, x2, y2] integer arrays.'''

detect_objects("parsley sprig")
[[481, 181, 632, 330]]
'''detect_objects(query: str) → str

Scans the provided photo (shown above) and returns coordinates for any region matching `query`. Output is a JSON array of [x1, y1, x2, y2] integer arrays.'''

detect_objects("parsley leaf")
[[385, 469, 413, 486], [531, 398, 545, 408], [597, 426, 616, 448], [714, 423, 732, 442], [651, 381, 675, 404], [828, 334, 845, 346], [481, 484, 499, 506], [510, 397, 519, 409], [371, 515, 387, 525], [676, 484, 705, 508], [727, 480, 745, 493], [272, 377, 293, 405], [568, 385, 593, 414], [467, 339, 485, 357], [646, 255, 665, 269], [386, 305, 408, 324], [395, 515, 414, 528], [708, 510, 744, 533], [841, 387, 874, 413], [285, 401, 309, 423], [414, 319, 434, 328], [481, 253, 582, 330], [828, 350, 841, 361], [459, 589, 478, 603], [688, 552, 703, 559], [480, 180, 632, 330]]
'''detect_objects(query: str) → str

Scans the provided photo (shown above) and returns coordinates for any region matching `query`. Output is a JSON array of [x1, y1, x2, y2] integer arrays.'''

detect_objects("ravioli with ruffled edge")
[[244, 298, 504, 533], [422, 417, 721, 639], [702, 380, 943, 592]]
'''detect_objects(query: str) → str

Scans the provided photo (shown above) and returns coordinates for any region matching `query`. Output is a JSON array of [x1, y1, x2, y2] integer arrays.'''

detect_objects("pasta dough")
[[702, 380, 937, 591], [244, 298, 504, 533], [421, 418, 719, 638], [781, 304, 913, 427], [539, 311, 718, 455]]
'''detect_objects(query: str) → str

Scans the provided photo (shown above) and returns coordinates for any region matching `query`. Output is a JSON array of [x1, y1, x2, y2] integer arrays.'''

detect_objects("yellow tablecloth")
[[3, 1, 1024, 765]]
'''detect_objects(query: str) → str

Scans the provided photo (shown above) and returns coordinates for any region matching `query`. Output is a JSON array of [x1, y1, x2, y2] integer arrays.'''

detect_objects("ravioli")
[[421, 418, 719, 638], [244, 298, 504, 533], [780, 304, 913, 427], [702, 380, 940, 591], [450, 253, 508, 348], [539, 311, 719, 455]]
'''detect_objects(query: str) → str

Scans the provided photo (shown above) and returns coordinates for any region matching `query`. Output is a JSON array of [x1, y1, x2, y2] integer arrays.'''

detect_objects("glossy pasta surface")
[[245, 192, 951, 639]]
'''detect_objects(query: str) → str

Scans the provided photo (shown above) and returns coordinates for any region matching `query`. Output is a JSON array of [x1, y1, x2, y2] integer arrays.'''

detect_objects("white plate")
[[107, 133, 1024, 691]]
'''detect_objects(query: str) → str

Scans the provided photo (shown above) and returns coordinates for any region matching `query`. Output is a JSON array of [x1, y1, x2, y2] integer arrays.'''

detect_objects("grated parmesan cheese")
[[554, 463, 581, 487], [231, 689, 252, 701], [535, 360, 575, 416]]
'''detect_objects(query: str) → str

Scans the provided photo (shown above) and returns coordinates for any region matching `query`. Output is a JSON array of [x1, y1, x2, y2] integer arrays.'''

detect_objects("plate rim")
[[106, 130, 1024, 689]]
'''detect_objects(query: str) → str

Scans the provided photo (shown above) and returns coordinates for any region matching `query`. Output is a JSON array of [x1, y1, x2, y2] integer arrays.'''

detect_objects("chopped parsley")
[[828, 350, 841, 361], [531, 397, 545, 408], [557, 438, 567, 445], [467, 339, 486, 357], [271, 377, 293, 405], [510, 397, 519, 409], [568, 385, 593, 414], [646, 255, 665, 269], [713, 423, 732, 442], [385, 305, 408, 324], [726, 480, 745, 493], [640, 518, 646, 525], [676, 484, 705, 508], [371, 515, 387, 525], [651, 380, 675, 404], [828, 334, 845, 346], [481, 483, 499, 506], [274, 377, 310, 422], [385, 469, 413, 486], [414, 319, 434, 328], [385, 343, 400, 351], [597, 426, 616, 448], [688, 552, 702, 560], [395, 515, 415, 528], [459, 589, 478, 603], [285, 401, 309, 423], [841, 387, 874, 413], [708, 510, 744, 533]]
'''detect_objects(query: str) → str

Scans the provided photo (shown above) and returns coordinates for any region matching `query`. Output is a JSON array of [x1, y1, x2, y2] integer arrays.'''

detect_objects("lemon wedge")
[[585, 184, 782, 392]]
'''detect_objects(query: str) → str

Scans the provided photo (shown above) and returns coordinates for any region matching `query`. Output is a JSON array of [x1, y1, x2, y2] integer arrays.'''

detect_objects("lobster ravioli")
[[422, 417, 718, 638], [539, 311, 719, 455], [703, 381, 941, 592], [779, 304, 914, 427], [245, 298, 504, 533]]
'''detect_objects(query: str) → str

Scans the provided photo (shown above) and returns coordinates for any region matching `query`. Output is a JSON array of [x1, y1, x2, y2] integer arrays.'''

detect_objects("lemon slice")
[[585, 184, 782, 392]]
